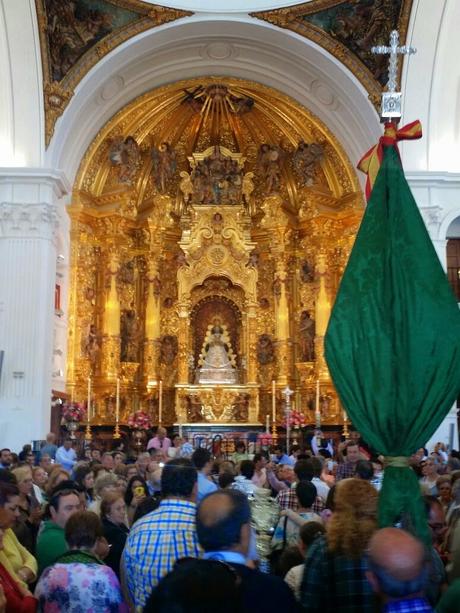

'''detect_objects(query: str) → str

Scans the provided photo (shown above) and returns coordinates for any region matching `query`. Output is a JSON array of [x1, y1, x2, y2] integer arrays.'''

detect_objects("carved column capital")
[[0, 202, 58, 241]]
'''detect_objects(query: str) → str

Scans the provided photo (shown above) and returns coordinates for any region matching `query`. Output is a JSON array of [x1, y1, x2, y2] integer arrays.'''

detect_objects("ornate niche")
[[175, 204, 260, 424]]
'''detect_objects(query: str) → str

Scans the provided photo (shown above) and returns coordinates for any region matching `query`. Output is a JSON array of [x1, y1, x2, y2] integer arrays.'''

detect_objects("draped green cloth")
[[325, 144, 460, 545]]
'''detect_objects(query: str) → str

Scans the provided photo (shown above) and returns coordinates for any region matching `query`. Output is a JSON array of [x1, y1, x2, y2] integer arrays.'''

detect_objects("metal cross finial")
[[282, 386, 294, 401], [371, 30, 416, 119]]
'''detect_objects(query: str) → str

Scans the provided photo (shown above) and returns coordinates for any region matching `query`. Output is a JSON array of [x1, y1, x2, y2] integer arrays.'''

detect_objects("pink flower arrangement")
[[285, 409, 306, 428], [62, 402, 86, 422], [128, 410, 152, 431], [258, 433, 272, 446]]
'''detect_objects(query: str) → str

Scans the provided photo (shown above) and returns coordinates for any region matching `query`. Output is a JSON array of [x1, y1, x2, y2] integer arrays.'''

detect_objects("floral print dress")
[[34, 550, 128, 612]]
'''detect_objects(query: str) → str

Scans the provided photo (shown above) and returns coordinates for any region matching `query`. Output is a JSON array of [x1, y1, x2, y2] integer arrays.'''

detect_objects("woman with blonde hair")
[[45, 468, 69, 498], [300, 478, 378, 612], [11, 467, 41, 554], [100, 492, 129, 578], [89, 473, 118, 516]]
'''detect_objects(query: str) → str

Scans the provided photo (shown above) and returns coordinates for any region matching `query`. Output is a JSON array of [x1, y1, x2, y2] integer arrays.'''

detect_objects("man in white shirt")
[[192, 447, 218, 503], [55, 438, 77, 473], [307, 457, 330, 502]]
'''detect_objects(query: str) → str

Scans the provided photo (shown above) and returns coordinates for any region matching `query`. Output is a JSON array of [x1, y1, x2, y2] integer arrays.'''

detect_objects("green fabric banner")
[[325, 144, 460, 544]]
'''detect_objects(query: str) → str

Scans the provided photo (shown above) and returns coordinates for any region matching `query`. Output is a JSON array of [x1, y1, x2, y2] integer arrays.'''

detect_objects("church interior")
[[1, 0, 459, 450]]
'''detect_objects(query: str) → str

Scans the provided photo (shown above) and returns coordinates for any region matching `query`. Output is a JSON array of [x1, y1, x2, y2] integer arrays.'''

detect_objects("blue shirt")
[[55, 445, 77, 472], [197, 471, 218, 503], [40, 443, 58, 460], [274, 454, 294, 466], [203, 551, 247, 564], [123, 498, 200, 609]]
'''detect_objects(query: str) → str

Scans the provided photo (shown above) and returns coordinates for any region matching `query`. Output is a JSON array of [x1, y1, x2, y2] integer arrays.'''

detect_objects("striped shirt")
[[123, 498, 199, 609]]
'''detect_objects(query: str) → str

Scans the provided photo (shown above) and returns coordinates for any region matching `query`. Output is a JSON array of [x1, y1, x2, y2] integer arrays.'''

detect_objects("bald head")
[[369, 528, 424, 581], [196, 490, 251, 554], [198, 491, 235, 527], [367, 528, 427, 600]]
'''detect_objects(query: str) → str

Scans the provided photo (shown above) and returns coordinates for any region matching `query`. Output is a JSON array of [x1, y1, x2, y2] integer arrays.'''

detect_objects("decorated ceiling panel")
[[35, 0, 192, 145], [252, 0, 413, 107]]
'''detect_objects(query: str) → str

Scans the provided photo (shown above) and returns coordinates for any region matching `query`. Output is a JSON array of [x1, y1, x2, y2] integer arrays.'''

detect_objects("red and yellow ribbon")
[[358, 120, 422, 200]]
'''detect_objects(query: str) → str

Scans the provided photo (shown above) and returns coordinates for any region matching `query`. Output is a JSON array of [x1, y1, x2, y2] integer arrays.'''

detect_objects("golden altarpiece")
[[66, 79, 363, 430]]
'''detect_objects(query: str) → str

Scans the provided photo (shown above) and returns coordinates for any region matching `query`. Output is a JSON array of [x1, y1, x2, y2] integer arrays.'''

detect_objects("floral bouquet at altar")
[[284, 409, 306, 429], [61, 402, 87, 423], [258, 432, 273, 447], [127, 410, 152, 431]]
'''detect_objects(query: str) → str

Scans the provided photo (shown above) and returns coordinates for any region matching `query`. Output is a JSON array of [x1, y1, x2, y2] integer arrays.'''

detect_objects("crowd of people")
[[0, 428, 459, 611]]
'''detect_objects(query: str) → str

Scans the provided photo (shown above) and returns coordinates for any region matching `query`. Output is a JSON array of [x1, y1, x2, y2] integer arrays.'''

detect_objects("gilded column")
[[274, 260, 290, 386], [315, 251, 331, 381], [246, 302, 258, 385], [144, 260, 161, 385], [177, 301, 190, 385], [101, 251, 120, 380]]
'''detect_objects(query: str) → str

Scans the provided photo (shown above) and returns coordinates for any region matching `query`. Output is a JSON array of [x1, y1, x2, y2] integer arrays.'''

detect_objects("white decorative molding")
[[406, 171, 460, 188], [140, 0, 304, 12], [0, 202, 58, 241], [0, 168, 71, 200], [419, 205, 443, 236]]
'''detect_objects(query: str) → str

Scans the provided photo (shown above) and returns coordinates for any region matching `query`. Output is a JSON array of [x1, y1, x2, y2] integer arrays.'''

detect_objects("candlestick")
[[87, 377, 91, 413], [159, 380, 163, 425], [283, 386, 294, 456], [85, 377, 92, 441], [343, 409, 349, 438], [114, 377, 121, 439], [272, 380, 276, 424], [315, 379, 321, 428]]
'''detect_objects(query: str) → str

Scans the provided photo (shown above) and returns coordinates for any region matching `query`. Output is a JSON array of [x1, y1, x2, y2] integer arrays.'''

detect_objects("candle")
[[159, 380, 163, 425], [272, 380, 276, 423], [87, 377, 91, 421], [116, 378, 120, 424], [315, 379, 321, 428], [266, 414, 269, 433], [178, 415, 183, 438]]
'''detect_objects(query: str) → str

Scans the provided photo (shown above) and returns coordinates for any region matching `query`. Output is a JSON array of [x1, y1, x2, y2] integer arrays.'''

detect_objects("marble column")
[[0, 169, 68, 450]]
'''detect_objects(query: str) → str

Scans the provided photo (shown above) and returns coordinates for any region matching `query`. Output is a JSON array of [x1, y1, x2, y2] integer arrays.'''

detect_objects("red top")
[[0, 563, 37, 612]]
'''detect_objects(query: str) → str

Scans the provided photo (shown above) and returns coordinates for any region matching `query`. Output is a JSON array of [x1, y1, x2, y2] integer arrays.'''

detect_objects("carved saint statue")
[[197, 323, 237, 384], [82, 324, 100, 365], [257, 144, 283, 194], [293, 141, 323, 186], [160, 335, 178, 365], [151, 142, 177, 193], [299, 310, 315, 362], [257, 334, 274, 365], [108, 136, 141, 184], [120, 309, 140, 362]]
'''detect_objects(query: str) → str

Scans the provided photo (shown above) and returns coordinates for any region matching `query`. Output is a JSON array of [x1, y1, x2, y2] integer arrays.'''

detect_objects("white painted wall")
[[0, 0, 43, 167]]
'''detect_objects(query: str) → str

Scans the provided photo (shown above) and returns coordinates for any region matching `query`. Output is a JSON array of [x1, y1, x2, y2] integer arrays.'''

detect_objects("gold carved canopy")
[[68, 78, 363, 429]]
